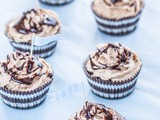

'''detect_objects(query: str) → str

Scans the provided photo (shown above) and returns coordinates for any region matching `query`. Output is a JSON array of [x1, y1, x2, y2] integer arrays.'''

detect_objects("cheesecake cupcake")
[[91, 0, 144, 35], [0, 52, 53, 109], [83, 43, 142, 99], [69, 101, 125, 120], [5, 9, 61, 58], [39, 0, 74, 5]]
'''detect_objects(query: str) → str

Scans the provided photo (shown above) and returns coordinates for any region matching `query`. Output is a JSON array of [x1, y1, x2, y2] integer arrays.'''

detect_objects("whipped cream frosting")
[[0, 52, 53, 91], [85, 43, 142, 82], [69, 101, 120, 120], [6, 9, 61, 43], [92, 0, 144, 20]]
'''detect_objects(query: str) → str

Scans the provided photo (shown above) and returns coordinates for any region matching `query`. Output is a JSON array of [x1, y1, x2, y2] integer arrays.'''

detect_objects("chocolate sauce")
[[1, 62, 8, 72], [27, 60, 34, 73], [14, 9, 57, 34], [48, 73, 53, 78], [90, 44, 131, 72], [11, 76, 32, 85], [1, 52, 46, 85], [43, 15, 57, 26], [17, 63, 25, 70], [79, 102, 113, 120]]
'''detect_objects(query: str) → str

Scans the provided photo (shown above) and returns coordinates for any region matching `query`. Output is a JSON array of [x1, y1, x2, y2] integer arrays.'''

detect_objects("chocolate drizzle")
[[70, 101, 113, 120], [0, 52, 52, 85], [14, 9, 57, 34], [89, 43, 132, 72]]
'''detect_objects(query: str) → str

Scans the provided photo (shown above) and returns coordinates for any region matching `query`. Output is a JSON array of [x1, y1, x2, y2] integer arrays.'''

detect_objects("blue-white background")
[[0, 0, 160, 119]]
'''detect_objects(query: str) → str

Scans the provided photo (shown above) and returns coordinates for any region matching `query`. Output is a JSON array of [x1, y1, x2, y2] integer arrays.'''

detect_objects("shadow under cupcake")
[[83, 43, 142, 99], [5, 9, 61, 58], [0, 52, 53, 109], [91, 0, 145, 36]]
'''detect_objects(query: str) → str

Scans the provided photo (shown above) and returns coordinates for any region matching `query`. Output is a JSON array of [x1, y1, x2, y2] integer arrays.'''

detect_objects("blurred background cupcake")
[[83, 43, 142, 99], [0, 52, 53, 109], [69, 101, 125, 120], [5, 8, 61, 58], [91, 0, 144, 35], [39, 0, 74, 5]]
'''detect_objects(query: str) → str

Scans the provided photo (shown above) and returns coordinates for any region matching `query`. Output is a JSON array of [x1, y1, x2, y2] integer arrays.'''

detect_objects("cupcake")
[[91, 0, 144, 35], [0, 52, 53, 109], [69, 101, 125, 120], [39, 0, 74, 5], [83, 43, 142, 99], [5, 9, 61, 58]]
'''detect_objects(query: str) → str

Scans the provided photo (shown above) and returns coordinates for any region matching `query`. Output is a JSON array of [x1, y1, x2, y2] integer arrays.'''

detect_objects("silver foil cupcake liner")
[[91, 2, 144, 36], [39, 0, 74, 5], [83, 60, 142, 99], [0, 80, 52, 109]]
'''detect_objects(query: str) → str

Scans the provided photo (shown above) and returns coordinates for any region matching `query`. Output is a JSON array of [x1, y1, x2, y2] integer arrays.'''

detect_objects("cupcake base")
[[1, 95, 46, 109], [98, 25, 137, 36], [39, 0, 74, 5], [91, 2, 143, 36], [83, 60, 141, 99], [0, 80, 52, 109], [87, 76, 138, 99], [10, 41, 57, 58]]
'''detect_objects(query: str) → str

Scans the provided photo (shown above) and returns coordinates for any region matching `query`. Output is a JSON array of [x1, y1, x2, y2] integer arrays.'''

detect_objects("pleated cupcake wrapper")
[[0, 80, 52, 109], [83, 60, 142, 99], [91, 2, 144, 36], [39, 0, 74, 5], [10, 34, 60, 58]]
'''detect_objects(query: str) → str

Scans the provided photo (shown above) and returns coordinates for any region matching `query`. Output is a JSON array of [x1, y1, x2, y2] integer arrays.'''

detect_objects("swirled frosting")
[[85, 43, 142, 82], [69, 101, 121, 120], [6, 9, 61, 43], [0, 52, 53, 91], [92, 0, 144, 19]]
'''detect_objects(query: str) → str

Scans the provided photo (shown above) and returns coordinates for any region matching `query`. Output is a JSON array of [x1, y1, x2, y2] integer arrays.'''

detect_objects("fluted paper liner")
[[91, 2, 144, 36], [10, 33, 61, 58], [0, 79, 53, 109], [83, 59, 142, 99]]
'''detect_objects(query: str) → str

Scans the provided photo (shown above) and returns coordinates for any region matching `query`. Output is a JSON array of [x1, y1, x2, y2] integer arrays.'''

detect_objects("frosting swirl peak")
[[92, 0, 144, 19], [6, 9, 61, 43], [69, 101, 119, 120], [14, 9, 57, 34], [85, 43, 142, 82], [0, 52, 53, 91]]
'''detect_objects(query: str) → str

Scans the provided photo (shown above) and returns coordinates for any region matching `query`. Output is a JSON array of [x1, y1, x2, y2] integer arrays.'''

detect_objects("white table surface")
[[0, 0, 160, 120]]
